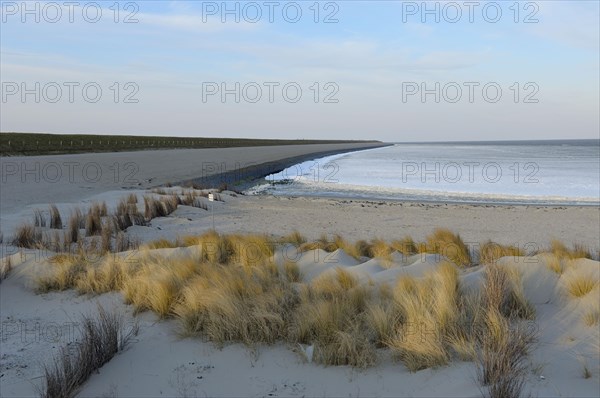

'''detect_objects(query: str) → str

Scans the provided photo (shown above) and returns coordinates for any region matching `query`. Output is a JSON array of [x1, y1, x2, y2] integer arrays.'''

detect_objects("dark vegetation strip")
[[0, 132, 381, 156]]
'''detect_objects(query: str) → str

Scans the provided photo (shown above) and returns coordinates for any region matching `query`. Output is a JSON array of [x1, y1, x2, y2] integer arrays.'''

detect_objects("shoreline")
[[245, 188, 600, 208], [178, 144, 392, 191]]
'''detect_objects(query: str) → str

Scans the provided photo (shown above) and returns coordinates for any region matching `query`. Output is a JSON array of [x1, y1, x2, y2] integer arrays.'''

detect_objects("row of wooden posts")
[[3, 140, 241, 147]]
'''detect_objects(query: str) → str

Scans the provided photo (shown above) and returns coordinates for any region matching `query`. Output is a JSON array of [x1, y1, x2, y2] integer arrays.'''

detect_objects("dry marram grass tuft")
[[425, 228, 471, 267], [562, 267, 599, 298], [49, 205, 63, 229], [41, 305, 137, 398], [385, 262, 460, 371], [479, 241, 524, 265], [12, 223, 42, 248]]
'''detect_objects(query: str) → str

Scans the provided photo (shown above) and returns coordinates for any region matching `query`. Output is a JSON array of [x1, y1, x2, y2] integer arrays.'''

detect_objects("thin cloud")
[[139, 12, 261, 33]]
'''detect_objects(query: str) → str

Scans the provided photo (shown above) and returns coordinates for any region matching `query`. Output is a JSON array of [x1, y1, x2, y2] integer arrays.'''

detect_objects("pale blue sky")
[[1, 0, 598, 141]]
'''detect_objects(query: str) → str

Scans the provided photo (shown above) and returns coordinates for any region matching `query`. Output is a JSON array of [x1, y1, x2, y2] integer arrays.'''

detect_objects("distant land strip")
[[0, 132, 381, 156]]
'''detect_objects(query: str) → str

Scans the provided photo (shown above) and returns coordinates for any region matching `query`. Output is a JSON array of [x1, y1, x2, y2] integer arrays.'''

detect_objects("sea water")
[[248, 140, 600, 206]]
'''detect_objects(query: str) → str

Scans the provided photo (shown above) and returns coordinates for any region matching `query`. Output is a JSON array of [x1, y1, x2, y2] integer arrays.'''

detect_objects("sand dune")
[[1, 187, 598, 397], [2, 239, 599, 397]]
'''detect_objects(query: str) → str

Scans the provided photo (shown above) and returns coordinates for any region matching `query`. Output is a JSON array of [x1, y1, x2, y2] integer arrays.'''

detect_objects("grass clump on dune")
[[477, 308, 535, 398], [311, 267, 360, 295], [124, 258, 197, 317], [36, 254, 87, 293], [541, 253, 564, 275], [316, 324, 376, 367], [12, 223, 42, 248], [425, 228, 472, 267], [298, 234, 361, 259], [34, 209, 46, 227], [183, 231, 275, 267], [144, 238, 180, 250], [288, 270, 376, 367], [174, 263, 296, 346], [41, 305, 137, 398], [283, 260, 302, 283], [159, 187, 206, 203], [297, 235, 395, 262], [66, 210, 82, 245], [550, 240, 592, 260], [126, 193, 138, 204], [482, 265, 535, 320], [75, 257, 129, 295], [143, 195, 178, 219], [85, 203, 104, 236], [583, 301, 600, 326], [365, 299, 400, 348], [183, 231, 234, 263], [230, 234, 275, 267], [385, 262, 459, 371], [143, 196, 166, 219], [115, 231, 139, 252], [479, 241, 524, 265], [278, 231, 307, 246], [562, 268, 598, 298], [49, 205, 63, 229], [300, 234, 328, 250], [390, 236, 418, 256], [477, 261, 538, 398], [114, 196, 145, 230], [364, 238, 393, 261]]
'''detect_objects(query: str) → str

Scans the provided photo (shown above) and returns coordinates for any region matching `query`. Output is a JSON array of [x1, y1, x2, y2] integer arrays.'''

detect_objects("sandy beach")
[[198, 195, 600, 251], [1, 149, 599, 398]]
